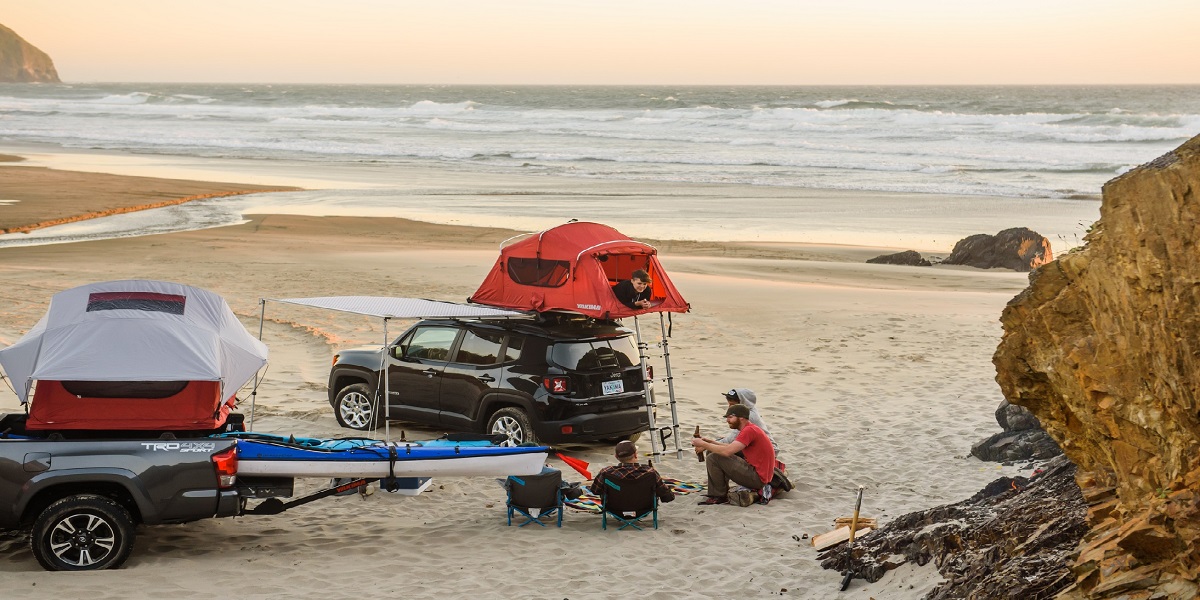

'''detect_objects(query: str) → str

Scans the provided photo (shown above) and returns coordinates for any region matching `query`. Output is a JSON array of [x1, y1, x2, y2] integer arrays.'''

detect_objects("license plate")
[[602, 379, 624, 395]]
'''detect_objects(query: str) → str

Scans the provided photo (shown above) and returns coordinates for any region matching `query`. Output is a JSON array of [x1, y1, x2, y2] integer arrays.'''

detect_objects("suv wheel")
[[488, 408, 538, 447], [334, 383, 379, 431], [31, 494, 135, 571]]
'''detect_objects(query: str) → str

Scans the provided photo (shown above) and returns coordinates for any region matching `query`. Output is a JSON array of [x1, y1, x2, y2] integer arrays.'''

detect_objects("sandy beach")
[[0, 155, 1036, 599]]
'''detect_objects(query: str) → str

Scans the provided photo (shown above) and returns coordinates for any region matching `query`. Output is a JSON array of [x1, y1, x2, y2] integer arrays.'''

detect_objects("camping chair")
[[506, 469, 564, 528], [600, 475, 658, 531]]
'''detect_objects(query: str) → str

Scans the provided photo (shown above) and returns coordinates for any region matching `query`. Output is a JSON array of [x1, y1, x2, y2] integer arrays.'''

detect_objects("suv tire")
[[334, 383, 379, 431], [31, 494, 135, 571], [488, 407, 538, 447]]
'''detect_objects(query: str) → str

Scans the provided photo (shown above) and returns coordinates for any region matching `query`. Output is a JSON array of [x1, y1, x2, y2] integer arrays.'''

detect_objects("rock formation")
[[943, 227, 1053, 271], [993, 134, 1200, 598], [0, 23, 60, 83], [866, 250, 932, 266], [971, 399, 1062, 462], [820, 455, 1088, 599]]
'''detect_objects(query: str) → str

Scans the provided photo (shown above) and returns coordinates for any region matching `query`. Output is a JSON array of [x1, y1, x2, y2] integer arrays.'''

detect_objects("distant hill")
[[0, 23, 60, 83]]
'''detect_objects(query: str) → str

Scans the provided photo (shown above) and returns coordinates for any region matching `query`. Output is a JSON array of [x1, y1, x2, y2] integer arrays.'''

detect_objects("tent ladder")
[[658, 312, 683, 460], [634, 316, 682, 460]]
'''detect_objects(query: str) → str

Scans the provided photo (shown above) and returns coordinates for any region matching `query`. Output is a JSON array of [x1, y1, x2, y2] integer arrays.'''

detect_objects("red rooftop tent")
[[468, 222, 689, 319]]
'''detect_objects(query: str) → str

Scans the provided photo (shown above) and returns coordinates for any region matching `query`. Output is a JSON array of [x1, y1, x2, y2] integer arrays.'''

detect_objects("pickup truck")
[[0, 413, 299, 571]]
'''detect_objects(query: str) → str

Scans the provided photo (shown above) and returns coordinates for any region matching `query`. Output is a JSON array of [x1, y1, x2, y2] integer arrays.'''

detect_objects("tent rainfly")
[[468, 221, 689, 319], [0, 280, 268, 431]]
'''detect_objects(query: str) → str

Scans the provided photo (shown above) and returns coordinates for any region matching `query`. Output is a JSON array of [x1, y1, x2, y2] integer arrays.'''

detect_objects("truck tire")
[[334, 383, 380, 431], [487, 407, 538, 447], [31, 494, 135, 571]]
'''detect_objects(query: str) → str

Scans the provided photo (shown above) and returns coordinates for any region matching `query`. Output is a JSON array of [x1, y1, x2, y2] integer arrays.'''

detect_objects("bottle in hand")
[[693, 425, 705, 462]]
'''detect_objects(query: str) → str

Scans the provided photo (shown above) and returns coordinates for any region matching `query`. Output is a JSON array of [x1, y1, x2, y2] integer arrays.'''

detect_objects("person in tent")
[[612, 269, 653, 310], [717, 388, 779, 457], [692, 404, 776, 506], [589, 440, 675, 504]]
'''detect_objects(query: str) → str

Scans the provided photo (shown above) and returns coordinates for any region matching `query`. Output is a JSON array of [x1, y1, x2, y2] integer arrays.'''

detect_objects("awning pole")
[[381, 317, 390, 443], [249, 298, 267, 432], [633, 315, 660, 458], [659, 312, 683, 459]]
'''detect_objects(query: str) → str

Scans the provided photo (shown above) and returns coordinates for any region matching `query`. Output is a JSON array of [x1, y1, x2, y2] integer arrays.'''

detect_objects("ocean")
[[1, 83, 1198, 250]]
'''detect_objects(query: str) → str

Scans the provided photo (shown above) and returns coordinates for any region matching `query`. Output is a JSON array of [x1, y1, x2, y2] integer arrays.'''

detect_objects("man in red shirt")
[[691, 403, 776, 506]]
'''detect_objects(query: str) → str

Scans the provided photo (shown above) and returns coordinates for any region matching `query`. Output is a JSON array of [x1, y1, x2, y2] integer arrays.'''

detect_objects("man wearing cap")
[[589, 440, 676, 504], [691, 403, 776, 506], [718, 388, 778, 456]]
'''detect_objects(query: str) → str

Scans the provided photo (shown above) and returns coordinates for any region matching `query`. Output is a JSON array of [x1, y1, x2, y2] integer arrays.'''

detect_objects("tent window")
[[60, 380, 190, 399], [506, 258, 570, 288]]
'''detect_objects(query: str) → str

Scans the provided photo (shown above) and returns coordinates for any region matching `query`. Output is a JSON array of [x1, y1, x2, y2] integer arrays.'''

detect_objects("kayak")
[[222, 433, 549, 478]]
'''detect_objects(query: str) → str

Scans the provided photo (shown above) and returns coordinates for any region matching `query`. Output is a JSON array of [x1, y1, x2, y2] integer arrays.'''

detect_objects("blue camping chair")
[[506, 469, 564, 528], [600, 475, 658, 531]]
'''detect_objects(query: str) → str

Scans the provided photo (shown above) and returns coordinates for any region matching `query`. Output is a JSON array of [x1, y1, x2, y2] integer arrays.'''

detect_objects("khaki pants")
[[704, 452, 766, 497]]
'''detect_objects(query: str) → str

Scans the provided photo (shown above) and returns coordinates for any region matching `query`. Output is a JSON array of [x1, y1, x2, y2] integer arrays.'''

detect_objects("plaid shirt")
[[589, 462, 675, 503]]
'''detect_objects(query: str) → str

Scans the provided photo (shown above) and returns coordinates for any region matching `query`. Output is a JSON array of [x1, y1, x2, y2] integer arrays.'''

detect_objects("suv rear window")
[[550, 336, 639, 371]]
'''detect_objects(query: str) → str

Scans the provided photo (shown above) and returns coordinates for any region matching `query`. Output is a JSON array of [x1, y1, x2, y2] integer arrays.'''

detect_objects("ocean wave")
[[813, 99, 921, 111], [94, 92, 154, 105]]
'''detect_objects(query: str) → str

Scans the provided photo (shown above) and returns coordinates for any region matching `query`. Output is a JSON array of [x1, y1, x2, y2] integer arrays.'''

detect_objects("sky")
[[4, 0, 1199, 85]]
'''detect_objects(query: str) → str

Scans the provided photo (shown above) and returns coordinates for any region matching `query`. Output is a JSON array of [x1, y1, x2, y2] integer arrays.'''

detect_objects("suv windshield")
[[550, 336, 639, 371]]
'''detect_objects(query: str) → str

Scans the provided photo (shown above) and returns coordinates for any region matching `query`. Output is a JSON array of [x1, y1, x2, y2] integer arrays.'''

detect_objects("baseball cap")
[[722, 389, 739, 402], [724, 404, 750, 419], [615, 440, 638, 459]]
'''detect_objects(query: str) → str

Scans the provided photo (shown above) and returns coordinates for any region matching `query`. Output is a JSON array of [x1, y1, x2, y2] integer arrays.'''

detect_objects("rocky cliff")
[[993, 134, 1200, 599], [0, 23, 60, 83]]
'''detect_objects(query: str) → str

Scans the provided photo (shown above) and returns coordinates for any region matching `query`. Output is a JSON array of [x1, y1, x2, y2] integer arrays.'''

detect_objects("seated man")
[[589, 440, 675, 504], [612, 269, 653, 310], [691, 404, 776, 507], [717, 388, 779, 457]]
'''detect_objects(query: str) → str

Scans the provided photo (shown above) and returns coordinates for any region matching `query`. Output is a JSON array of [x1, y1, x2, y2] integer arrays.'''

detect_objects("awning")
[[269, 296, 531, 320]]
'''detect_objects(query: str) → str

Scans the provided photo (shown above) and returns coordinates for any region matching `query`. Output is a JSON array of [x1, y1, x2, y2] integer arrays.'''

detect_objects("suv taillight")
[[543, 376, 570, 394], [212, 446, 238, 488]]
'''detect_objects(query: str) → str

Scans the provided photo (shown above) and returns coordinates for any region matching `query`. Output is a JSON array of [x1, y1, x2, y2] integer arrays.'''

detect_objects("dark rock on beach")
[[0, 23, 60, 83], [942, 227, 1052, 271], [866, 250, 931, 266], [971, 399, 1062, 462], [820, 455, 1087, 599]]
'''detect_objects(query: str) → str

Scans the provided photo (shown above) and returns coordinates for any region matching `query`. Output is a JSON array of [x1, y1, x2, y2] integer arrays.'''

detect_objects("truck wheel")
[[334, 383, 380, 431], [488, 408, 538, 447], [31, 494, 135, 571]]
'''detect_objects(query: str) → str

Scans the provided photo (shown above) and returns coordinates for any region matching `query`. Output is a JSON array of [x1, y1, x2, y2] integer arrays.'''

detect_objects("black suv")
[[327, 315, 650, 445]]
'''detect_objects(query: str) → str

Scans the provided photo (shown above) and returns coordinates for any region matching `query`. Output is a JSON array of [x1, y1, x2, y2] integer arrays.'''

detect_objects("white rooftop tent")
[[1, 280, 268, 403], [0, 280, 268, 431]]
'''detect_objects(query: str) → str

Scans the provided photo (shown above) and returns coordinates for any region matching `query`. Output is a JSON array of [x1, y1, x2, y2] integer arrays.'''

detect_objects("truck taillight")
[[543, 376, 569, 394], [212, 446, 238, 488]]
